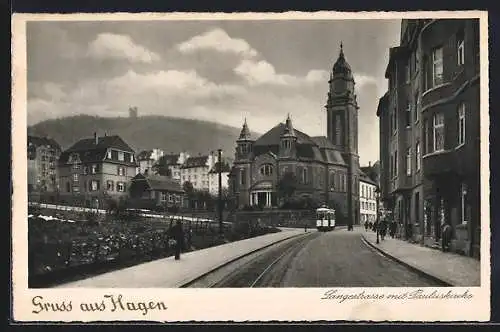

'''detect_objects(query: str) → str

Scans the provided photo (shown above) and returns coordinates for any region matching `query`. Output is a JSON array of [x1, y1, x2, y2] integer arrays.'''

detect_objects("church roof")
[[252, 123, 346, 165], [332, 43, 353, 78], [238, 118, 252, 141]]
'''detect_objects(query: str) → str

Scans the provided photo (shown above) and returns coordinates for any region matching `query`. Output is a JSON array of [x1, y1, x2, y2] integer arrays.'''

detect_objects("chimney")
[[369, 161, 371, 167], [94, 132, 98, 145]]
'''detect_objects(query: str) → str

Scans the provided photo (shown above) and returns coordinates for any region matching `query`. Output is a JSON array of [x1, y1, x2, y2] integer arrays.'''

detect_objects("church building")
[[229, 44, 363, 225]]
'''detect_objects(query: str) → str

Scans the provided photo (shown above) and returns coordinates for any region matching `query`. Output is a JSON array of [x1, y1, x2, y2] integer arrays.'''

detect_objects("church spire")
[[238, 118, 251, 141], [282, 113, 296, 137]]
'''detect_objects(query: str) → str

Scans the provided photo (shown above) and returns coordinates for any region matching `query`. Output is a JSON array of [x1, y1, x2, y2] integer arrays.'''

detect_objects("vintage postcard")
[[11, 11, 490, 322]]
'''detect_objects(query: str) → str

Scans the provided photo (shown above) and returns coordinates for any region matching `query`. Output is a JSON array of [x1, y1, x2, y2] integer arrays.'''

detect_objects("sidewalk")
[[54, 228, 306, 288], [360, 229, 480, 286]]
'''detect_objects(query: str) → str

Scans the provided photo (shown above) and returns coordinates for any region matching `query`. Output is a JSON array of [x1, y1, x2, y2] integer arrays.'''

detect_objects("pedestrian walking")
[[170, 220, 185, 260], [442, 223, 452, 252], [364, 221, 368, 231], [379, 220, 387, 240], [304, 223, 308, 232], [389, 220, 397, 238]]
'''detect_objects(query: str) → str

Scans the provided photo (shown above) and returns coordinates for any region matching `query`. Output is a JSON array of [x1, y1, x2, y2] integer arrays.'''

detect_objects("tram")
[[316, 207, 336, 232]]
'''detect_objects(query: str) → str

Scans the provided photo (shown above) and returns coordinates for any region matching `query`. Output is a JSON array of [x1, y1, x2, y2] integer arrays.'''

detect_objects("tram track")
[[209, 232, 319, 288]]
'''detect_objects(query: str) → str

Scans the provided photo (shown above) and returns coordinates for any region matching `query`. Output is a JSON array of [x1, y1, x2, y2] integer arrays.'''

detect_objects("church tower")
[[325, 43, 361, 226], [279, 114, 298, 159], [233, 118, 254, 208]]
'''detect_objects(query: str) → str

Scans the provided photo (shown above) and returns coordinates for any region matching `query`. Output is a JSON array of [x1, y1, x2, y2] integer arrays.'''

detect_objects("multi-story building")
[[57, 133, 137, 207], [229, 44, 363, 225], [208, 160, 231, 196], [180, 153, 218, 192], [27, 135, 62, 193], [359, 172, 378, 224], [158, 152, 190, 182], [137, 148, 165, 175], [378, 19, 480, 258]]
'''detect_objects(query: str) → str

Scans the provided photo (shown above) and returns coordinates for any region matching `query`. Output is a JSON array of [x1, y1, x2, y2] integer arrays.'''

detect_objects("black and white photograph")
[[11, 11, 490, 322]]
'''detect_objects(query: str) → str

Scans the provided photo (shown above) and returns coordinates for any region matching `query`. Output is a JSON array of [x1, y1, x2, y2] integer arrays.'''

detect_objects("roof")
[[376, 92, 390, 117], [360, 165, 379, 184], [66, 135, 134, 153], [384, 46, 410, 78], [252, 123, 346, 165], [28, 135, 61, 151], [208, 161, 232, 174], [181, 155, 209, 169], [238, 119, 252, 141], [159, 154, 181, 165], [137, 150, 153, 161], [58, 135, 135, 165], [132, 173, 184, 193], [332, 44, 353, 78]]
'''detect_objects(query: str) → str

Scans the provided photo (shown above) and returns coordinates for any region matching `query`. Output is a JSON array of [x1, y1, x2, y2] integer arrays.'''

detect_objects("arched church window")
[[260, 164, 273, 176]]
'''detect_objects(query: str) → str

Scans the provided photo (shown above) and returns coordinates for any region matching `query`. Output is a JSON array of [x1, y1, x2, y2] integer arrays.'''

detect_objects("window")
[[260, 164, 273, 176], [161, 192, 167, 202], [416, 141, 421, 171], [458, 103, 466, 145], [91, 164, 98, 174], [106, 180, 114, 191], [335, 114, 342, 145], [73, 173, 79, 182], [91, 180, 99, 191], [414, 92, 419, 123], [169, 194, 175, 203], [415, 192, 420, 223], [117, 182, 126, 192], [241, 144, 248, 154], [83, 166, 89, 175], [66, 182, 70, 192], [117, 166, 125, 176], [118, 152, 124, 161], [302, 168, 308, 184], [72, 186, 80, 193], [457, 30, 465, 66], [107, 150, 112, 159], [406, 148, 412, 176], [282, 140, 290, 149], [391, 108, 398, 134], [432, 47, 444, 87], [130, 154, 134, 163], [72, 162, 80, 170], [240, 169, 246, 185], [405, 102, 411, 127], [394, 150, 398, 178], [433, 113, 445, 151], [460, 183, 468, 224]]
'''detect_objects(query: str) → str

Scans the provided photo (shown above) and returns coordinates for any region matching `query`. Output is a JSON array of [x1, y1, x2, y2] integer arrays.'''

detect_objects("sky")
[[26, 18, 401, 166]]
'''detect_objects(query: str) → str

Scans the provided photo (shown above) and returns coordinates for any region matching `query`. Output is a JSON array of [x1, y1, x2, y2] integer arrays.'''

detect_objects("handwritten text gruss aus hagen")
[[31, 294, 167, 316]]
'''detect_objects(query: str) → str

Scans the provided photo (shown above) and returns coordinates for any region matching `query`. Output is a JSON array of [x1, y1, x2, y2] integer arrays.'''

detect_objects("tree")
[[277, 171, 298, 201], [183, 181, 194, 194], [152, 157, 172, 176]]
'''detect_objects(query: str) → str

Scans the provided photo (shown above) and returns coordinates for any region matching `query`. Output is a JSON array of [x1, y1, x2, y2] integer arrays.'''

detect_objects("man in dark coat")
[[171, 220, 185, 260]]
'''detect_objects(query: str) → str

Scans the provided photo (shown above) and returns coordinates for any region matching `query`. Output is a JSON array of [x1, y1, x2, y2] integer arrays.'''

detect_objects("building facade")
[[159, 152, 190, 182], [378, 19, 480, 258], [27, 136, 62, 194], [137, 148, 165, 175], [229, 45, 363, 225], [129, 173, 184, 209], [208, 160, 231, 196], [359, 174, 378, 224], [180, 154, 216, 192], [57, 133, 137, 207]]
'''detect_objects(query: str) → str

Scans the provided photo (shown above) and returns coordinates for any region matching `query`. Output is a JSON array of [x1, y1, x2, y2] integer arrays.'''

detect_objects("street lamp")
[[375, 187, 380, 244]]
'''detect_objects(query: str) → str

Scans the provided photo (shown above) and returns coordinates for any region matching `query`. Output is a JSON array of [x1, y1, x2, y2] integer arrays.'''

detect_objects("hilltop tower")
[[325, 42, 361, 226]]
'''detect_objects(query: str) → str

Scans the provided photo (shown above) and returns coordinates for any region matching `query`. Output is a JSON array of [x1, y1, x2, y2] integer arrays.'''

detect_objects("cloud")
[[177, 28, 258, 58], [87, 33, 160, 63], [106, 69, 245, 98], [234, 59, 332, 87]]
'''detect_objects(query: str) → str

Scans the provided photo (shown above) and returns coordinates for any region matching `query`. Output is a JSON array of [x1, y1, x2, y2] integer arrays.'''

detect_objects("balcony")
[[422, 150, 456, 178]]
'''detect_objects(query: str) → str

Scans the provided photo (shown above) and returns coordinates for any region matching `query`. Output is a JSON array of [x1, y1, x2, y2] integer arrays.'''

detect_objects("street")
[[208, 228, 443, 287]]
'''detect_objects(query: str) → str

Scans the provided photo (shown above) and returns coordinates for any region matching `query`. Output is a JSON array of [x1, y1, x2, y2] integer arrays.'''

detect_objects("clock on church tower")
[[333, 79, 347, 95]]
